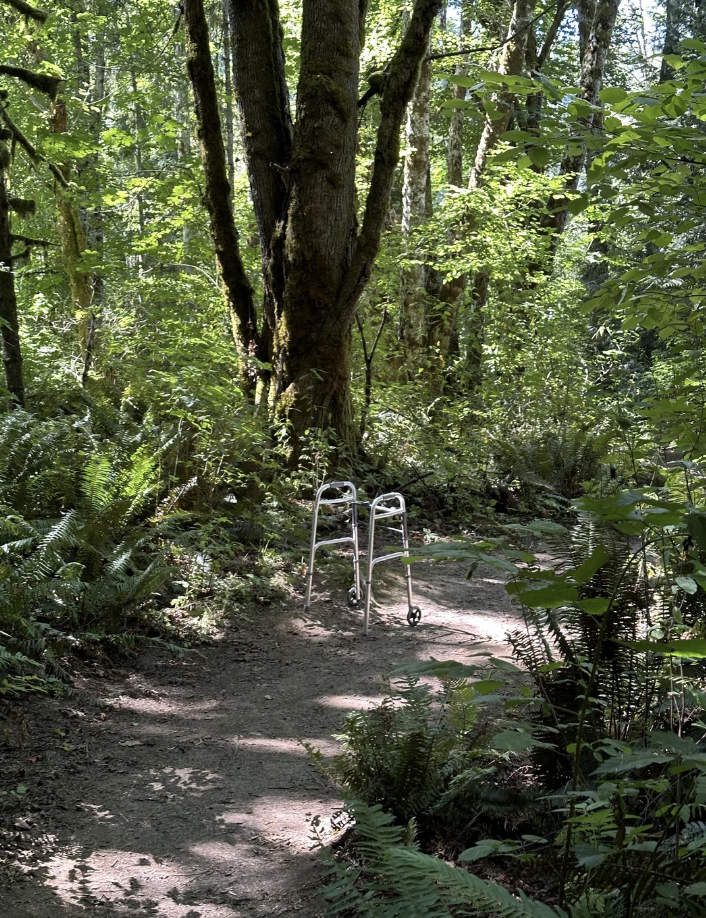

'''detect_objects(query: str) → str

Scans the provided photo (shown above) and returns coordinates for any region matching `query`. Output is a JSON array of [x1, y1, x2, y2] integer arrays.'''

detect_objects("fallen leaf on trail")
[[264, 695, 272, 700], [99, 713, 107, 721], [14, 818, 32, 831], [119, 740, 143, 747]]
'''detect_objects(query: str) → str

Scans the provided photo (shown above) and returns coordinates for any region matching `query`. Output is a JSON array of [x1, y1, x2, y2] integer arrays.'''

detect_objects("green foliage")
[[318, 799, 571, 918], [324, 676, 482, 827]]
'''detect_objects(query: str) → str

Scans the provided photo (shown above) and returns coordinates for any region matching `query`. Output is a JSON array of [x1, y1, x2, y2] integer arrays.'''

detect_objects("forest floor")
[[0, 550, 522, 918]]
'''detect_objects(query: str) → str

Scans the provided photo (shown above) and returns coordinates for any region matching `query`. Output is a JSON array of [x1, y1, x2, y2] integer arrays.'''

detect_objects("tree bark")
[[549, 0, 621, 237], [183, 0, 260, 387], [400, 37, 432, 362], [0, 147, 24, 408], [468, 0, 537, 187], [463, 0, 536, 390], [222, 0, 236, 196], [228, 0, 292, 355], [50, 98, 95, 329], [229, 0, 440, 455]]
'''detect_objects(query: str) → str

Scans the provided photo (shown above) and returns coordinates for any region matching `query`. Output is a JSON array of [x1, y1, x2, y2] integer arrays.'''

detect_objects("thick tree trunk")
[[229, 0, 441, 455], [0, 155, 24, 408], [400, 40, 432, 362], [183, 0, 260, 387]]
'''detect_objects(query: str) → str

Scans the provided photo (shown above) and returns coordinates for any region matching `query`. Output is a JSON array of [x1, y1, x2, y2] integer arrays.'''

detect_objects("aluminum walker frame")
[[304, 481, 421, 635], [304, 481, 361, 614]]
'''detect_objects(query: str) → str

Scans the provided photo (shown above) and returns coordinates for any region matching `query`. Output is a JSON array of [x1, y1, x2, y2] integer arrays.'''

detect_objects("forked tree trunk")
[[0, 151, 24, 408], [229, 0, 441, 457], [183, 0, 260, 388]]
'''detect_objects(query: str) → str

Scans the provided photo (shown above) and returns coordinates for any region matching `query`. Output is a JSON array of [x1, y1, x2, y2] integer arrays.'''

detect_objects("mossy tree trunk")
[[0, 150, 24, 408], [183, 0, 260, 389], [465, 0, 536, 390], [229, 0, 441, 457]]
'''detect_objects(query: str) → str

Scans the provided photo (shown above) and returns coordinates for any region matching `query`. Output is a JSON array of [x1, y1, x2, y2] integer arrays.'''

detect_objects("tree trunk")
[[0, 151, 24, 408], [468, 0, 537, 187], [549, 0, 621, 237], [424, 2, 470, 390], [229, 0, 441, 456], [464, 0, 536, 390], [400, 37, 432, 363], [50, 98, 95, 334], [228, 0, 292, 360], [83, 41, 106, 386], [222, 0, 236, 195], [183, 0, 260, 387]]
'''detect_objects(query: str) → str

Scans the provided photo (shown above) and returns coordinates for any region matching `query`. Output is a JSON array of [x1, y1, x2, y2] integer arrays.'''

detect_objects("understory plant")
[[322, 488, 706, 917]]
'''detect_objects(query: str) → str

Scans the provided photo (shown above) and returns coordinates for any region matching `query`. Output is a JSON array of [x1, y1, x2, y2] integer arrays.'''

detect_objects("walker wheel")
[[347, 586, 360, 608], [407, 606, 422, 627]]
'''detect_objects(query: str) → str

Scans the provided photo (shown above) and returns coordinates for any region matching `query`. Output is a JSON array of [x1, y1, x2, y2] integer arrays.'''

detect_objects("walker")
[[304, 481, 422, 636]]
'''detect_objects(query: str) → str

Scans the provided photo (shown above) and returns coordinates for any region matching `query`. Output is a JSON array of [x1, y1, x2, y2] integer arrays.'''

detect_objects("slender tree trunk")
[[222, 0, 236, 196], [468, 0, 537, 187], [183, 0, 260, 388], [425, 2, 470, 389], [400, 36, 432, 364], [548, 0, 621, 237], [0, 151, 24, 408], [83, 41, 106, 386], [50, 98, 94, 327], [465, 0, 536, 388], [130, 67, 147, 273]]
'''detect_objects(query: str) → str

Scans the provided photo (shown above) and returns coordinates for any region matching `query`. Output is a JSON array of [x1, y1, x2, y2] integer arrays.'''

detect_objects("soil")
[[0, 552, 522, 918]]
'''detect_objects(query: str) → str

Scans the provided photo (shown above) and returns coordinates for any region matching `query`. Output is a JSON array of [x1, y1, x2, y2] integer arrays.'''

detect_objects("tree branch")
[[1, 107, 69, 188], [0, 0, 48, 22], [0, 65, 60, 98], [425, 0, 561, 62]]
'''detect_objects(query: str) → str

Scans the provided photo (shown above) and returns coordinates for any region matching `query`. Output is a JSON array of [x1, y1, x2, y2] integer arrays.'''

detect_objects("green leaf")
[[599, 87, 628, 104], [676, 576, 698, 594], [577, 597, 611, 616], [569, 544, 611, 585], [528, 146, 550, 168], [511, 580, 579, 608]]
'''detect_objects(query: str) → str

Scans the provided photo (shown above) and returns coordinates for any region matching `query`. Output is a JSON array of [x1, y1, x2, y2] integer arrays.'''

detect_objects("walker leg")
[[304, 501, 321, 612], [363, 509, 376, 637], [352, 502, 362, 601], [402, 508, 421, 626]]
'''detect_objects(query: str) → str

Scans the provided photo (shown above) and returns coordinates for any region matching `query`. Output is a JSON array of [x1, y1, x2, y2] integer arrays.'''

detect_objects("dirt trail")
[[1, 558, 522, 918]]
